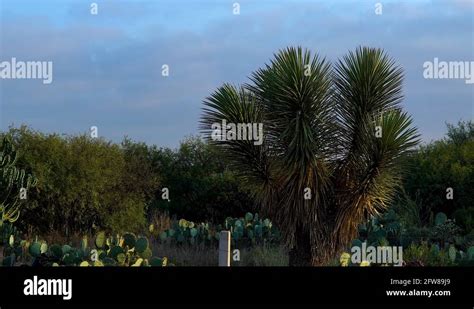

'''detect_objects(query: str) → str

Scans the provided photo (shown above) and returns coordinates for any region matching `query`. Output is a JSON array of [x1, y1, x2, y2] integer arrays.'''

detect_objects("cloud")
[[1, 0, 472, 147]]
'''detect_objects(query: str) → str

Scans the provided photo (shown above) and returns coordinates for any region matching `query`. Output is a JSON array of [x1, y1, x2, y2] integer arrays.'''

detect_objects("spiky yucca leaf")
[[0, 136, 37, 223], [200, 84, 271, 189], [334, 109, 420, 247]]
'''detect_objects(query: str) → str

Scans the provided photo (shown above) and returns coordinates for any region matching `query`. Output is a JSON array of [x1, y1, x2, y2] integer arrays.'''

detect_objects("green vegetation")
[[345, 209, 474, 266], [3, 126, 158, 235], [1, 121, 471, 267], [1, 231, 168, 267], [201, 46, 419, 265], [401, 121, 473, 232], [149, 136, 255, 222], [156, 212, 280, 247], [0, 48, 472, 267], [1, 128, 253, 236]]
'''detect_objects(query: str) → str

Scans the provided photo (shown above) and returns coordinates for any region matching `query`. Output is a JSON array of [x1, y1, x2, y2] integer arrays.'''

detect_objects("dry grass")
[[148, 211, 173, 236], [232, 245, 289, 266], [152, 241, 219, 266], [22, 231, 90, 248], [151, 239, 288, 266]]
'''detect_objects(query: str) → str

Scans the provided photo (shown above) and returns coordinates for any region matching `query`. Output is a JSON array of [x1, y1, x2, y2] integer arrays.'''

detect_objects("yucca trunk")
[[288, 227, 313, 266], [288, 229, 341, 266]]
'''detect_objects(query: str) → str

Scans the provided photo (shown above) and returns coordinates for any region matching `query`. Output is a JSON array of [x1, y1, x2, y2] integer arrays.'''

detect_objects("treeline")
[[400, 121, 473, 233], [1, 121, 472, 236], [2, 126, 254, 236]]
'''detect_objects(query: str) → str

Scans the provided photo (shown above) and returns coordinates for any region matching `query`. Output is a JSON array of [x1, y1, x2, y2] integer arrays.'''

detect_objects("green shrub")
[[402, 121, 473, 223], [403, 243, 454, 266], [453, 207, 474, 234], [430, 217, 462, 248], [149, 136, 255, 223], [2, 126, 159, 235]]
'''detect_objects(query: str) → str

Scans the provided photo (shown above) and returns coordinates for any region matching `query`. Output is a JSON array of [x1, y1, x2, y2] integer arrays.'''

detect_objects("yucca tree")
[[0, 135, 36, 224], [200, 47, 419, 266]]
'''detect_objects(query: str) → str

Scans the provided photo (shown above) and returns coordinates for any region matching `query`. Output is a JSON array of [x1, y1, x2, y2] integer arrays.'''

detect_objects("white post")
[[218, 231, 231, 266]]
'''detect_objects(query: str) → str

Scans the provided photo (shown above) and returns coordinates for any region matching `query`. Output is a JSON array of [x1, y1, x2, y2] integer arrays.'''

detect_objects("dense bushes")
[[3, 126, 159, 235], [147, 136, 255, 222], [1, 127, 254, 235], [1, 120, 471, 256], [401, 121, 473, 231]]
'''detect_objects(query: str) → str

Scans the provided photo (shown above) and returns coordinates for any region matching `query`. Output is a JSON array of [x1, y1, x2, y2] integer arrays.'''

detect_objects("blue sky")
[[1, 0, 473, 147]]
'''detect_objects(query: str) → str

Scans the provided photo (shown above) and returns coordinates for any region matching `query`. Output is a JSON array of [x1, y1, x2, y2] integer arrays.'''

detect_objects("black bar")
[[0, 267, 472, 306]]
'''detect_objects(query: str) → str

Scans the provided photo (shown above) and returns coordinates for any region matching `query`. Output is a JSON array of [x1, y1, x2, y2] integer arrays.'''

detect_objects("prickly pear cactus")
[[135, 237, 148, 253], [448, 245, 456, 262], [4, 231, 169, 267], [95, 231, 106, 249], [122, 233, 137, 249], [158, 213, 280, 247], [28, 242, 42, 257]]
